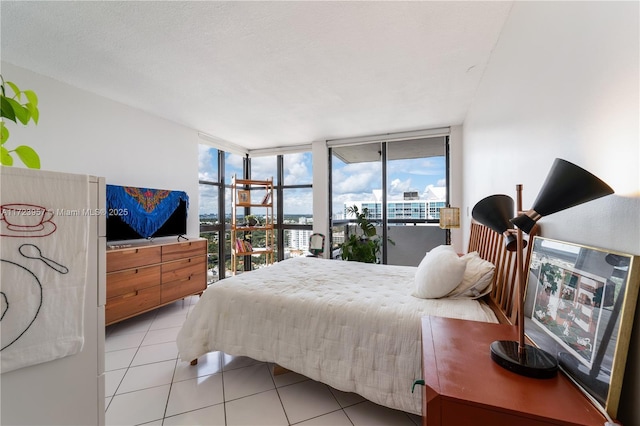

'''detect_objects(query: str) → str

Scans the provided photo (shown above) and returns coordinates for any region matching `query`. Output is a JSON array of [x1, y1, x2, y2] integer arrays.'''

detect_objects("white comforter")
[[177, 257, 497, 415]]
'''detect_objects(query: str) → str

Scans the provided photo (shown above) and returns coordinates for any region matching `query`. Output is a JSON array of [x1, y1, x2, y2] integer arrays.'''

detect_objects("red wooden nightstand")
[[421, 316, 609, 426]]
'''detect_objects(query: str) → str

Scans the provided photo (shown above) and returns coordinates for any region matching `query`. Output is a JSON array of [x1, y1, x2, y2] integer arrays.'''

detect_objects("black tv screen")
[[106, 185, 188, 242]]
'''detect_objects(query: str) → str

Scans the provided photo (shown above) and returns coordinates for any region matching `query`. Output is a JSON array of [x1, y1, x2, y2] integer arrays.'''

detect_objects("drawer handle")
[[411, 379, 425, 393], [122, 290, 139, 299]]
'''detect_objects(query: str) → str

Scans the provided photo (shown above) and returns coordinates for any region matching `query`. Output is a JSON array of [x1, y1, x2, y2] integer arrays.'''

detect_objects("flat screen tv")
[[106, 184, 188, 242]]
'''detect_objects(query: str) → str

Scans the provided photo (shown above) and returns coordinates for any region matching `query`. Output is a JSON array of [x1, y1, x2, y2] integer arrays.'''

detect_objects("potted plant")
[[340, 205, 393, 263], [1, 75, 41, 168], [245, 214, 258, 226]]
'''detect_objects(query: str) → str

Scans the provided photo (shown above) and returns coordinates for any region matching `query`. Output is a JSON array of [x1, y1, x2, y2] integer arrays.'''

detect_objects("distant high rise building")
[[288, 228, 313, 251], [343, 185, 446, 221]]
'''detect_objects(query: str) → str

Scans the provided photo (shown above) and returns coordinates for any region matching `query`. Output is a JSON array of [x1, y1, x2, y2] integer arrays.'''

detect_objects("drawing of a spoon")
[[18, 244, 69, 274]]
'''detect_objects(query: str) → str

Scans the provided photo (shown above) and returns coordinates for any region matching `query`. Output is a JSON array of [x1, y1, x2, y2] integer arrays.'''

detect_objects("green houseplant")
[[340, 205, 393, 263], [1, 75, 41, 168], [244, 214, 258, 226]]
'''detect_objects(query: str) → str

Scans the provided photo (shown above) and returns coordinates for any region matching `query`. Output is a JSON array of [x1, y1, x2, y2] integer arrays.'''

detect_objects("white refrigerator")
[[1, 168, 106, 426]]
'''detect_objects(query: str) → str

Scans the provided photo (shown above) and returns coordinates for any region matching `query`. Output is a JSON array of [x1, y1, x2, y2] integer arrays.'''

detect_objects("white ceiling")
[[1, 1, 513, 151]]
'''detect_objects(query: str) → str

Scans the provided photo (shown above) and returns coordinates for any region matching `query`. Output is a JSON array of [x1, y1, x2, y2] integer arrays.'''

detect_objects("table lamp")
[[439, 206, 460, 245], [471, 158, 614, 379]]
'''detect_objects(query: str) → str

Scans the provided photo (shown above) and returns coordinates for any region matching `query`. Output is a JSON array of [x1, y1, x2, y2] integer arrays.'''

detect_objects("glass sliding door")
[[330, 136, 448, 265], [330, 142, 384, 262], [386, 137, 448, 266]]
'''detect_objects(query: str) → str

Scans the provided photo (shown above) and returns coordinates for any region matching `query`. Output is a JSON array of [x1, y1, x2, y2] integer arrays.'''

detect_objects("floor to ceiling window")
[[199, 145, 313, 277], [330, 141, 384, 261], [250, 152, 313, 261], [198, 145, 223, 283], [385, 137, 448, 266], [280, 152, 313, 260], [330, 136, 449, 266], [241, 155, 278, 271]]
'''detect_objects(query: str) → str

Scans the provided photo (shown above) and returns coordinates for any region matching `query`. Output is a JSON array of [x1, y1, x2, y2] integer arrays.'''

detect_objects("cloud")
[[198, 145, 217, 181], [388, 178, 413, 200], [283, 188, 313, 214], [198, 183, 218, 215], [284, 152, 311, 185], [333, 161, 382, 194], [249, 156, 277, 180]]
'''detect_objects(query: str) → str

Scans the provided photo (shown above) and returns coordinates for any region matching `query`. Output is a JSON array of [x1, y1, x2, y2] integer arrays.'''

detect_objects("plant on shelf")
[[1, 75, 41, 168], [340, 205, 393, 263], [244, 214, 258, 226]]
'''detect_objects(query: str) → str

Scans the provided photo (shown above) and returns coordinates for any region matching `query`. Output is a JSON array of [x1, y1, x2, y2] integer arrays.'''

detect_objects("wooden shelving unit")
[[231, 176, 275, 274]]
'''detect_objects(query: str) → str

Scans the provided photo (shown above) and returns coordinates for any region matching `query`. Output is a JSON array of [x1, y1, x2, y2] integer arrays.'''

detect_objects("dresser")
[[421, 316, 609, 426], [106, 238, 207, 325]]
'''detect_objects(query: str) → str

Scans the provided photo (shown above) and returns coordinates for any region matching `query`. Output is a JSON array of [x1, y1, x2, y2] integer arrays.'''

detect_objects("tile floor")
[[105, 295, 422, 426]]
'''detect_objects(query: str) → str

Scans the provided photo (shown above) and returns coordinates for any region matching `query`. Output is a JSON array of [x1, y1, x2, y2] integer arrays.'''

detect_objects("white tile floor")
[[105, 295, 422, 426]]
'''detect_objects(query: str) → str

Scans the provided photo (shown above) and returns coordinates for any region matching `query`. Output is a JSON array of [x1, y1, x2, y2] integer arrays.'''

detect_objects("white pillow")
[[412, 245, 466, 299], [446, 251, 495, 299]]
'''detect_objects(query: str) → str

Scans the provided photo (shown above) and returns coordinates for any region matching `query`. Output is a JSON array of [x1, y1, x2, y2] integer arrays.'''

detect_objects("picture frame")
[[523, 236, 640, 419], [237, 190, 250, 205]]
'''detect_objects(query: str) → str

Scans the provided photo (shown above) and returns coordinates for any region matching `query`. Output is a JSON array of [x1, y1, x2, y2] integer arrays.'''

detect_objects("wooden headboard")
[[467, 220, 539, 325]]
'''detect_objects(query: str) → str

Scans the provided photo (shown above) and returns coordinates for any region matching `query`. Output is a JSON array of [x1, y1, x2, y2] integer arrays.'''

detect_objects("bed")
[[176, 222, 536, 415]]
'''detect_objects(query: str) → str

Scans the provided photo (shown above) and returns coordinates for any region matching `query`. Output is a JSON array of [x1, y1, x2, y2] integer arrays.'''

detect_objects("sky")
[[198, 145, 445, 215]]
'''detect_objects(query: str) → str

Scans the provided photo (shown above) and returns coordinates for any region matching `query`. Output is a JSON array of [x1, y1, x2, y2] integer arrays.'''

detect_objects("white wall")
[[1, 62, 201, 237], [448, 125, 464, 251], [312, 139, 330, 257], [462, 2, 639, 424]]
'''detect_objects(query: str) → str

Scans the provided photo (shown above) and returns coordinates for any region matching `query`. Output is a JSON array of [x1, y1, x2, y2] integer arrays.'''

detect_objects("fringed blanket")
[[106, 185, 188, 238]]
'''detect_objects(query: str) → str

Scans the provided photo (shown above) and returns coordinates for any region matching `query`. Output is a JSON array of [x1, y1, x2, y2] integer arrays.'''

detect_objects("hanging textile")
[[106, 185, 188, 238], [1, 167, 90, 373]]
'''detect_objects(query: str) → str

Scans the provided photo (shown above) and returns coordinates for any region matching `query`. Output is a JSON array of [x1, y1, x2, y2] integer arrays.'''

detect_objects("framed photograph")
[[523, 236, 640, 419], [237, 190, 250, 205]]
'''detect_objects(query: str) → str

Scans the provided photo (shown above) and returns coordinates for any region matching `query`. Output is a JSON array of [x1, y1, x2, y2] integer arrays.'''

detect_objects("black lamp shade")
[[511, 158, 614, 233], [471, 194, 519, 251]]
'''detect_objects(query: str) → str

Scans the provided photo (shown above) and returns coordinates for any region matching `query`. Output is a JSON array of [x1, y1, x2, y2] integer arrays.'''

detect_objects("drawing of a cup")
[[0, 204, 54, 230]]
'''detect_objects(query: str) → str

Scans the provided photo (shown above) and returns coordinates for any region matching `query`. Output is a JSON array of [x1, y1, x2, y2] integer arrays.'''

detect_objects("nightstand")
[[421, 316, 608, 426]]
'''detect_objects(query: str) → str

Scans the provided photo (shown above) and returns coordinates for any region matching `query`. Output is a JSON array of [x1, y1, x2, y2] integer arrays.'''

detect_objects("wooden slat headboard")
[[467, 220, 539, 325]]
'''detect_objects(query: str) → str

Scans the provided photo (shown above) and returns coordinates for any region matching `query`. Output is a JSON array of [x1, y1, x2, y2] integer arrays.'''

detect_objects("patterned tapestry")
[[106, 185, 188, 238]]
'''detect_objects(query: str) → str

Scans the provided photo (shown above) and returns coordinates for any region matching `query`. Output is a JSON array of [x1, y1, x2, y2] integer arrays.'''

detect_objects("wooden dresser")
[[106, 238, 207, 325], [421, 316, 609, 426]]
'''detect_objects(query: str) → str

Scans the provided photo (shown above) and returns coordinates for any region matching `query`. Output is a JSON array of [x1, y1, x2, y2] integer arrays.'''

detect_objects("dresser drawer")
[[105, 285, 161, 324], [106, 265, 161, 299], [162, 240, 207, 262], [161, 255, 206, 284], [105, 238, 208, 326], [107, 246, 161, 272], [161, 273, 206, 304]]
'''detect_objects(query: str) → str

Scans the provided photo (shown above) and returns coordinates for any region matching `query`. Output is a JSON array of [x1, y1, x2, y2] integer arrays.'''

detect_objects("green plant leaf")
[[1, 146, 14, 166], [5, 98, 30, 124], [24, 102, 39, 124], [1, 96, 17, 122], [0, 122, 8, 144], [6, 81, 21, 99], [14, 145, 40, 169], [23, 90, 38, 107]]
